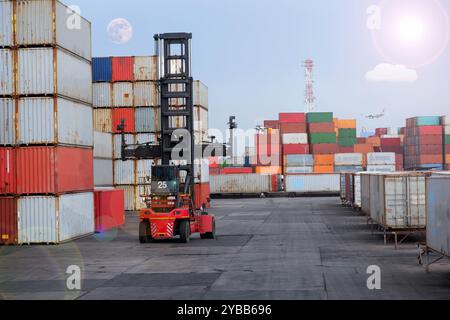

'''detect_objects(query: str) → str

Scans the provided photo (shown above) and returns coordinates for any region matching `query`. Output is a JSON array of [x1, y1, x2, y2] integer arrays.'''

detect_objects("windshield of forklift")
[[151, 167, 179, 194]]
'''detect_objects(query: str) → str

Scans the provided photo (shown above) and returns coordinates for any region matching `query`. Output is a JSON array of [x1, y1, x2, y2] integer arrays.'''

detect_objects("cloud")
[[365, 64, 418, 82]]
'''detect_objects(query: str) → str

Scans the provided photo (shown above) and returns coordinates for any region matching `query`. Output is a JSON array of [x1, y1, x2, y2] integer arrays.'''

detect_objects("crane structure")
[[118, 33, 226, 243], [304, 59, 316, 112]]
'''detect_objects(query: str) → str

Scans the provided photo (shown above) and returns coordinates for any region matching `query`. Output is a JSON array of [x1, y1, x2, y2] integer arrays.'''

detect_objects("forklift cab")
[[151, 166, 180, 196]]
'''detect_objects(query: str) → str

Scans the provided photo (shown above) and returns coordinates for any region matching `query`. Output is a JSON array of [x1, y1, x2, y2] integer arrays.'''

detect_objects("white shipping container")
[[18, 97, 93, 146], [0, 49, 13, 95], [194, 105, 208, 133], [367, 152, 396, 165], [93, 108, 112, 133], [115, 185, 146, 211], [113, 82, 133, 107], [444, 125, 450, 135], [114, 160, 135, 185], [194, 158, 210, 183], [94, 158, 113, 187], [285, 174, 340, 193], [94, 131, 113, 159], [0, 1, 13, 47], [354, 173, 362, 208], [93, 83, 112, 108], [168, 81, 208, 109], [17, 48, 92, 104], [426, 176, 450, 257], [285, 167, 314, 174], [361, 173, 371, 214], [134, 81, 157, 107], [366, 165, 396, 172], [334, 153, 363, 166], [441, 116, 450, 126], [135, 133, 156, 145], [114, 134, 134, 159], [0, 98, 14, 145], [136, 159, 154, 185], [282, 133, 308, 145], [16, 0, 92, 60], [18, 193, 94, 244], [210, 174, 272, 194], [134, 56, 158, 81]]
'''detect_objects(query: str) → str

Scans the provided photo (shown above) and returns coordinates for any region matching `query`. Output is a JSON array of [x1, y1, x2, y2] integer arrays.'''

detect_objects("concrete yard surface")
[[1, 197, 450, 300]]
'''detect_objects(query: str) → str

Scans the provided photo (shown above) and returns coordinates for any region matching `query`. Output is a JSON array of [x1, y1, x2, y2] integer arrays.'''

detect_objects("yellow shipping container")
[[336, 119, 357, 129], [313, 165, 334, 173], [314, 154, 334, 166], [256, 166, 282, 175]]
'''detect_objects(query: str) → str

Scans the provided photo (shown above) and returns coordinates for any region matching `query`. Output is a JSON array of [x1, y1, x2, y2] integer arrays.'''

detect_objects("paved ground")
[[1, 197, 450, 300]]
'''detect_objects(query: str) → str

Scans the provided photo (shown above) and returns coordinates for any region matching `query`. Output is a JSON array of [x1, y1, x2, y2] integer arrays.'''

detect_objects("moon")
[[107, 18, 133, 45]]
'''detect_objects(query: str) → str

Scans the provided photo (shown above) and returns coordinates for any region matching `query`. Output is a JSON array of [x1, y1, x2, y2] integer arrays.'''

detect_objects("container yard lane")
[[1, 197, 450, 300]]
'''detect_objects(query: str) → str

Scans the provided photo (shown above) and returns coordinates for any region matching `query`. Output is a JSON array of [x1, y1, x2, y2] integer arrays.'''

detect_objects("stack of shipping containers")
[[255, 126, 282, 175], [336, 119, 357, 153], [404, 117, 444, 170], [0, 0, 94, 244], [279, 113, 309, 174], [307, 112, 336, 173], [442, 116, 450, 170]]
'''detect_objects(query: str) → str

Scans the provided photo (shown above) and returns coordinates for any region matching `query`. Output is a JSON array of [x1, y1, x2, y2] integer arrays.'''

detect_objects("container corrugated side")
[[18, 97, 93, 146], [0, 98, 14, 145], [285, 174, 340, 193], [0, 197, 17, 244], [366, 165, 396, 172], [334, 153, 363, 166], [113, 134, 134, 159], [94, 159, 113, 187], [134, 56, 157, 81], [193, 80, 208, 109], [361, 173, 371, 214], [134, 82, 157, 106], [0, 1, 13, 47], [136, 160, 153, 184], [285, 167, 314, 174], [114, 160, 135, 185], [94, 131, 113, 159], [92, 57, 112, 82], [354, 174, 362, 208], [16, 0, 92, 61], [17, 48, 92, 104], [0, 147, 15, 194], [426, 176, 450, 257], [94, 108, 112, 133], [282, 133, 308, 145], [18, 193, 94, 244], [0, 49, 13, 95], [367, 153, 396, 165], [210, 174, 271, 194], [113, 82, 133, 107], [285, 155, 314, 167], [115, 185, 141, 211], [135, 107, 158, 133], [93, 83, 112, 108]]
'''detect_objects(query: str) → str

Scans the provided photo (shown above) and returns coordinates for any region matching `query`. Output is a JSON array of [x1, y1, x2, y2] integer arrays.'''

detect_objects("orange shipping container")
[[256, 166, 282, 175], [354, 144, 374, 154], [314, 155, 334, 166], [314, 165, 334, 173], [336, 119, 357, 129], [446, 154, 450, 164], [366, 137, 381, 147]]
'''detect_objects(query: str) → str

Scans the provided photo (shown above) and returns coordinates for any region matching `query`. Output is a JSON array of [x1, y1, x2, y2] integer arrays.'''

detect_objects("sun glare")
[[397, 15, 426, 44]]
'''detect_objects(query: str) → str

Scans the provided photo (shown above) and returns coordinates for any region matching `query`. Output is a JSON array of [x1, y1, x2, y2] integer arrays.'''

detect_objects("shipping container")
[[255, 166, 282, 175], [135, 107, 158, 133], [0, 98, 14, 145], [15, 0, 92, 60], [134, 82, 157, 107], [282, 133, 308, 145], [284, 167, 314, 174], [361, 173, 371, 214], [334, 166, 364, 173], [194, 158, 210, 184], [407, 116, 441, 127], [334, 153, 363, 166], [17, 48, 92, 104], [0, 196, 17, 244], [112, 56, 134, 82], [220, 167, 253, 174], [310, 133, 336, 144], [18, 97, 93, 146], [93, 108, 112, 133], [280, 123, 307, 134], [94, 189, 125, 233], [311, 144, 338, 154], [92, 57, 112, 82], [336, 120, 356, 129], [313, 166, 334, 173], [93, 83, 112, 107], [366, 165, 396, 172], [0, 1, 13, 47], [264, 120, 280, 130], [367, 153, 396, 165], [279, 113, 306, 123], [308, 123, 335, 133], [112, 108, 135, 133], [426, 176, 450, 257], [338, 137, 357, 147], [136, 159, 153, 184], [0, 49, 13, 95], [0, 148, 15, 195], [306, 112, 333, 123], [282, 144, 309, 155], [134, 56, 158, 81], [94, 159, 113, 187], [94, 131, 113, 159], [113, 82, 133, 107], [114, 160, 135, 185], [354, 173, 362, 209], [113, 133, 134, 159], [194, 183, 211, 209], [116, 185, 147, 211], [210, 174, 273, 194], [15, 146, 93, 195], [285, 154, 314, 167], [285, 174, 340, 193]]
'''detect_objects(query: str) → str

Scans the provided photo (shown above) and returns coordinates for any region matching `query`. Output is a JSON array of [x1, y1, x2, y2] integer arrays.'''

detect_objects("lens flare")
[[397, 16, 426, 44]]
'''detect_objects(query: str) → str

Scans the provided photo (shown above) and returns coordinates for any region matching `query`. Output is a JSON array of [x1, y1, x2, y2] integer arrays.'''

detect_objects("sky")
[[72, 0, 450, 136]]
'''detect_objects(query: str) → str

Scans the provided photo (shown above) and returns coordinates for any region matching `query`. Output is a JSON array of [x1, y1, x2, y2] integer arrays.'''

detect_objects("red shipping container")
[[209, 167, 220, 176], [357, 138, 367, 144], [308, 123, 335, 133], [338, 146, 354, 153], [419, 154, 443, 164], [413, 135, 443, 145], [311, 144, 338, 154], [15, 147, 93, 195], [0, 148, 15, 195], [381, 138, 401, 147], [94, 189, 125, 233], [113, 108, 135, 133], [112, 56, 134, 82], [279, 113, 306, 123], [418, 145, 444, 155], [271, 175, 280, 192], [194, 183, 211, 209], [221, 167, 253, 174], [380, 146, 403, 154], [416, 126, 442, 136], [0, 197, 17, 245], [264, 120, 280, 130], [354, 144, 374, 154], [280, 123, 307, 134], [283, 144, 310, 155]]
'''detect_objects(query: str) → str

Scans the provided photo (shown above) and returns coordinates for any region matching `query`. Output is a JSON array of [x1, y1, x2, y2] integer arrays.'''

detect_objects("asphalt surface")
[[1, 197, 450, 300]]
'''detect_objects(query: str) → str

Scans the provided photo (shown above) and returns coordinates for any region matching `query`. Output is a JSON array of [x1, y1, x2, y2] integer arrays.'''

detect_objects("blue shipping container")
[[135, 107, 156, 133], [414, 116, 441, 127], [92, 57, 112, 82]]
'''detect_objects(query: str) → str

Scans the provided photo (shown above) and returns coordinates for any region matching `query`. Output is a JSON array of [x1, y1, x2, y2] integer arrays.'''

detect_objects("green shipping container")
[[414, 116, 441, 127], [306, 112, 333, 123], [338, 128, 357, 138], [310, 133, 337, 144], [445, 135, 450, 145], [338, 137, 357, 147]]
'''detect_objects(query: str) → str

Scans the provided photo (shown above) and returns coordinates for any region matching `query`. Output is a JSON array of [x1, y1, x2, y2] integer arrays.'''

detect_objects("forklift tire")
[[201, 219, 216, 240], [179, 220, 191, 243], [139, 221, 152, 244]]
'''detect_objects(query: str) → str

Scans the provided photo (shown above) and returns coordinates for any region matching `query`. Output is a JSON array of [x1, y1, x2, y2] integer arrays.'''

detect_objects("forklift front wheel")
[[179, 220, 191, 243], [139, 221, 152, 244]]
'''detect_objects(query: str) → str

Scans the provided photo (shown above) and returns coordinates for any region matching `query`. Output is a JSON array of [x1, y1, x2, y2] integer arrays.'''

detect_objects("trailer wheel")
[[179, 220, 191, 243], [201, 219, 216, 240], [139, 221, 152, 243]]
